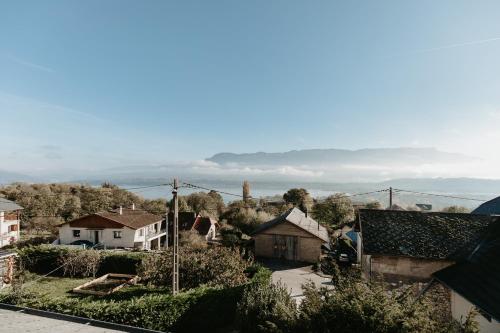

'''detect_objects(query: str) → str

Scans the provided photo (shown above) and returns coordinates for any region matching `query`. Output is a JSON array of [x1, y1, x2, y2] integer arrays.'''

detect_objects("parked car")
[[69, 240, 94, 248], [338, 253, 350, 263]]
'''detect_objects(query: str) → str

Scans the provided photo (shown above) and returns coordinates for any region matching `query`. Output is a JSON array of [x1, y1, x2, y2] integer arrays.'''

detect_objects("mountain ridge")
[[207, 147, 472, 166]]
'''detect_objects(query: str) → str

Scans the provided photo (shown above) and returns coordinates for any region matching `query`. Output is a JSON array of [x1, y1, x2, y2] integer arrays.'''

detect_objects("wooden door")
[[273, 235, 298, 261]]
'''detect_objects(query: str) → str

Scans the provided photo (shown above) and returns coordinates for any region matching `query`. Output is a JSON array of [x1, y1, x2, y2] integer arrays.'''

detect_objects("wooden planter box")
[[72, 273, 139, 296]]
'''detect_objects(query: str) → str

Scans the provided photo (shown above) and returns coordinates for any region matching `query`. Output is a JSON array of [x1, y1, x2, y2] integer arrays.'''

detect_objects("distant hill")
[[207, 148, 471, 166], [0, 170, 34, 184]]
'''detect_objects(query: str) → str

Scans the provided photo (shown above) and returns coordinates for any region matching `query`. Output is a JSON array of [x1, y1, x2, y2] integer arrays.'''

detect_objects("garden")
[[0, 245, 271, 332]]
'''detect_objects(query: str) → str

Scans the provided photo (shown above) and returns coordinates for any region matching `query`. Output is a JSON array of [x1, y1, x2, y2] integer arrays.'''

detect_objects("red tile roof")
[[65, 208, 162, 230]]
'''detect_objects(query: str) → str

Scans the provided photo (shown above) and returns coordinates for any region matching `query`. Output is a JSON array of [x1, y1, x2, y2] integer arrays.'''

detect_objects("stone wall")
[[367, 255, 454, 283]]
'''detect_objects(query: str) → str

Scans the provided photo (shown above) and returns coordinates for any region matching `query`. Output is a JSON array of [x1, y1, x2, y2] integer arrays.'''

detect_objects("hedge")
[[0, 266, 272, 332], [16, 245, 145, 276]]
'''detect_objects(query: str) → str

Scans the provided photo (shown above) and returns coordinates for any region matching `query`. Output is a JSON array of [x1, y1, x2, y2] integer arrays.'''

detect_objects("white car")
[[338, 253, 349, 262]]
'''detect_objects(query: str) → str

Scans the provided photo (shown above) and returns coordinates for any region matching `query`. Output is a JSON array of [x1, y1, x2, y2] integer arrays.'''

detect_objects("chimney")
[[243, 180, 250, 202], [132, 203, 135, 211], [119, 206, 123, 215]]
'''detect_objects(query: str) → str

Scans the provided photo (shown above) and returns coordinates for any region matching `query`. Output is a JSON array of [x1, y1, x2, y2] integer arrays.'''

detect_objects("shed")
[[252, 208, 329, 263]]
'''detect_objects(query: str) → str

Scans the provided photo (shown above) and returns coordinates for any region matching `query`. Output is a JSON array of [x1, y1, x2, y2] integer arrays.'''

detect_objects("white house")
[[58, 207, 165, 250], [0, 198, 22, 248]]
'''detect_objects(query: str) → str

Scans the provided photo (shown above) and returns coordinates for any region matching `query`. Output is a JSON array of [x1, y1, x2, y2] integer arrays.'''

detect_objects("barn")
[[252, 208, 329, 263]]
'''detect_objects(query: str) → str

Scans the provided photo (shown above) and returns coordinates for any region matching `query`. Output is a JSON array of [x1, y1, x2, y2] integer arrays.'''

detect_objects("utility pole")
[[165, 200, 169, 249], [389, 187, 393, 208], [172, 178, 179, 295]]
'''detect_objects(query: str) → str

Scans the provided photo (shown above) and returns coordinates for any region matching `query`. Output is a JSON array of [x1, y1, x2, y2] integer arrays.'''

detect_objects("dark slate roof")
[[472, 196, 500, 215], [0, 198, 23, 212], [357, 209, 494, 260], [252, 208, 329, 243], [433, 218, 500, 321]]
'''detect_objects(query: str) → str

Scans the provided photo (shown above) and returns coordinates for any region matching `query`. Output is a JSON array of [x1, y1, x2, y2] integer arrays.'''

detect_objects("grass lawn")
[[1, 273, 169, 302], [22, 275, 91, 298]]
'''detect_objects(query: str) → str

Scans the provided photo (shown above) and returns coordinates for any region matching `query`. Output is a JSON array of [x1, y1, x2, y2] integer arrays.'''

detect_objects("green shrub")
[[17, 245, 69, 275], [17, 245, 145, 277], [299, 281, 441, 333], [138, 247, 251, 290], [236, 281, 297, 333], [98, 252, 145, 275], [60, 249, 102, 277], [1, 265, 272, 333]]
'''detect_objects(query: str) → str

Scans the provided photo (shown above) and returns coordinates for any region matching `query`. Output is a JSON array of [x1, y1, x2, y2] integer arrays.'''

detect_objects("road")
[[265, 260, 333, 301], [0, 308, 139, 333]]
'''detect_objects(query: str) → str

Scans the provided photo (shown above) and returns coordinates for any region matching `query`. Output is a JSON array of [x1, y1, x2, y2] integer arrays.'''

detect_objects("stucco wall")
[[0, 211, 20, 247], [254, 222, 323, 263], [368, 255, 454, 282], [451, 291, 500, 333], [59, 224, 136, 248]]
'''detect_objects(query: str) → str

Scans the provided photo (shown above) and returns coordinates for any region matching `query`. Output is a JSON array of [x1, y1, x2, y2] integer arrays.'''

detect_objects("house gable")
[[252, 208, 329, 243], [257, 220, 321, 239]]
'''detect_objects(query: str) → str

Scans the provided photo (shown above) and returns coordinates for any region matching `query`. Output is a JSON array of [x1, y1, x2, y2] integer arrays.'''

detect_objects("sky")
[[1, 1, 500, 178]]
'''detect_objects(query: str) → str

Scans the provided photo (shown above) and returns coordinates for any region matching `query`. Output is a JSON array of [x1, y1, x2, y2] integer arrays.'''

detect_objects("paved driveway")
[[263, 260, 333, 300], [0, 308, 157, 333]]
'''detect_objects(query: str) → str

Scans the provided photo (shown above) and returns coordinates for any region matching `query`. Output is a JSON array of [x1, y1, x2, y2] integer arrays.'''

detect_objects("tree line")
[[1, 183, 469, 237]]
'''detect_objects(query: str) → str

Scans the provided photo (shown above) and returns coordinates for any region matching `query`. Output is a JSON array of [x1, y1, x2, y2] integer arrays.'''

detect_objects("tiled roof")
[[433, 218, 500, 321], [192, 215, 219, 235], [96, 209, 162, 229], [167, 212, 197, 230], [252, 207, 329, 243], [472, 196, 500, 215], [357, 209, 493, 260], [0, 198, 23, 212]]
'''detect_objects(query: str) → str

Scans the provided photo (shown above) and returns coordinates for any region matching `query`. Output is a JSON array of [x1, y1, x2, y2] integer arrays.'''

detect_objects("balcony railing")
[[146, 229, 166, 240]]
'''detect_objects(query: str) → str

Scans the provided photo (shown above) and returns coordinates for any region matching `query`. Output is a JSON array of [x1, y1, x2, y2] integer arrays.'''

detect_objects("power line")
[[182, 182, 249, 199], [312, 189, 389, 203], [122, 183, 173, 191], [392, 188, 487, 202]]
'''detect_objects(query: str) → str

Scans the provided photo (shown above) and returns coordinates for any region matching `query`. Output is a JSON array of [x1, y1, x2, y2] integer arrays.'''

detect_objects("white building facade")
[[0, 199, 23, 248], [450, 291, 500, 333], [58, 208, 165, 250]]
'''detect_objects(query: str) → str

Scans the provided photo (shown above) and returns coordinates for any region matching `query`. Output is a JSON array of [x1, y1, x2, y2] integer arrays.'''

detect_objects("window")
[[114, 231, 122, 239], [139, 229, 144, 236], [73, 230, 80, 238], [8, 224, 18, 232]]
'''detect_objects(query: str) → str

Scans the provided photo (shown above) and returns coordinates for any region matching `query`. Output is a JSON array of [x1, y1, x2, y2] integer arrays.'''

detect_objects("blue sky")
[[1, 1, 500, 177]]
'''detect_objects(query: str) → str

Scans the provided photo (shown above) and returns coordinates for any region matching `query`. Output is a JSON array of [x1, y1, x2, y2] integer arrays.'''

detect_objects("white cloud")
[[7, 54, 54, 73]]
